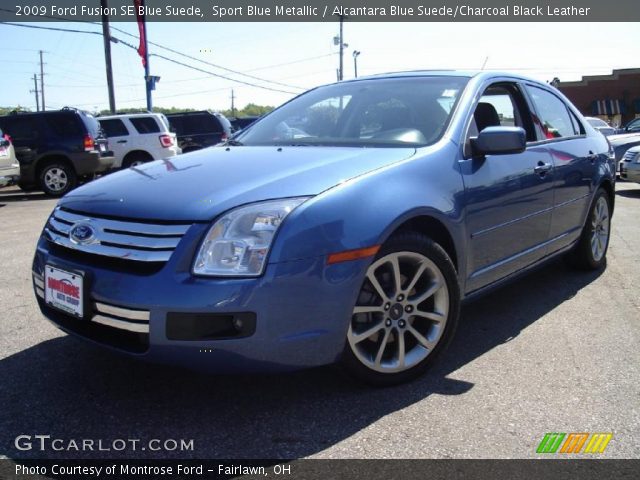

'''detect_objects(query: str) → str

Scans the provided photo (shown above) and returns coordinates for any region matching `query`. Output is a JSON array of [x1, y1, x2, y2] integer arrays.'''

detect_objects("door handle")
[[117, 140, 127, 144], [534, 161, 552, 176]]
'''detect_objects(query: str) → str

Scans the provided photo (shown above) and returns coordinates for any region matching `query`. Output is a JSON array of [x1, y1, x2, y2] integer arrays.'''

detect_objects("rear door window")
[[99, 119, 129, 137], [130, 117, 161, 134]]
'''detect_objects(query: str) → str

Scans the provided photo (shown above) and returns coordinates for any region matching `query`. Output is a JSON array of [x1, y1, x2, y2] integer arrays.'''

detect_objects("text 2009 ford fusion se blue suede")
[[32, 72, 615, 385]]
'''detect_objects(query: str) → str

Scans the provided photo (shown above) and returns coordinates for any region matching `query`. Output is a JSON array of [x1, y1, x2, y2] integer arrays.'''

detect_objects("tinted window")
[[99, 119, 129, 137], [0, 116, 38, 140], [130, 117, 160, 134], [44, 113, 83, 137], [167, 116, 184, 134], [184, 114, 222, 135], [626, 118, 640, 131], [237, 76, 469, 147], [527, 86, 578, 139]]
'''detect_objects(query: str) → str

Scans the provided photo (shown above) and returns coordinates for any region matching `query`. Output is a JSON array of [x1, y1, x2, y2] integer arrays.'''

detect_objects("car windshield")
[[587, 118, 609, 128], [236, 76, 469, 147]]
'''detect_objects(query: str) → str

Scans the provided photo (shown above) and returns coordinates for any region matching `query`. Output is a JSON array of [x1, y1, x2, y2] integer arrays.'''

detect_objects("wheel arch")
[[598, 178, 615, 214], [35, 154, 75, 177], [386, 214, 459, 273], [123, 150, 153, 163]]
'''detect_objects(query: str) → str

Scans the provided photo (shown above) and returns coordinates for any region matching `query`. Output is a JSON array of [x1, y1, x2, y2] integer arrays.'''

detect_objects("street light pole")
[[353, 50, 361, 78], [101, 0, 116, 113]]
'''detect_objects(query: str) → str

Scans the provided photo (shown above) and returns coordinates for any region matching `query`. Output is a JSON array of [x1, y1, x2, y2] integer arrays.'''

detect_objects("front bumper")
[[620, 162, 640, 183], [32, 231, 368, 372]]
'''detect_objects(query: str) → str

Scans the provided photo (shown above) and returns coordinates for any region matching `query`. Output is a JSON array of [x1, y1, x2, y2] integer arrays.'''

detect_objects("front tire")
[[567, 188, 611, 270], [341, 232, 460, 386]]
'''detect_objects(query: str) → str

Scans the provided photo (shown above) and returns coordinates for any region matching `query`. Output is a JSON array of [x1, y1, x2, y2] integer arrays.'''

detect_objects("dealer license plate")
[[44, 265, 84, 317]]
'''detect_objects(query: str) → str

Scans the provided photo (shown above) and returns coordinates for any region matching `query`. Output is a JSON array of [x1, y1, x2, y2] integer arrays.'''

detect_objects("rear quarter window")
[[45, 113, 84, 137], [130, 117, 161, 134]]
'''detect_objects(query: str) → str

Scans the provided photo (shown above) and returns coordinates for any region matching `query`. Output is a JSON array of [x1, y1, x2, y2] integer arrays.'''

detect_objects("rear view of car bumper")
[[0, 174, 20, 187], [72, 152, 115, 176]]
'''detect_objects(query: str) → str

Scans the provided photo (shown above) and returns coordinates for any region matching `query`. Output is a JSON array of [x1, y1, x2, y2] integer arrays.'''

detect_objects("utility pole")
[[230, 89, 236, 117], [338, 15, 344, 81], [101, 0, 116, 113], [39, 50, 45, 110], [353, 50, 361, 78], [142, 10, 152, 110], [30, 74, 40, 112]]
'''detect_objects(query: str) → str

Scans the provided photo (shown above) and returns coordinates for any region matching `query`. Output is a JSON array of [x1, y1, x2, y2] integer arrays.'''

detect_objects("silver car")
[[620, 146, 640, 183], [585, 117, 616, 136], [0, 128, 19, 188]]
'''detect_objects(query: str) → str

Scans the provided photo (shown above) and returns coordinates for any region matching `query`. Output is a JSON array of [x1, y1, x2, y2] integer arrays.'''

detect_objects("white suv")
[[98, 113, 181, 169]]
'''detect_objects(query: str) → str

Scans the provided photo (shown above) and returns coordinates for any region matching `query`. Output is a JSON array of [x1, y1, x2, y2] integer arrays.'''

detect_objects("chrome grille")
[[44, 207, 191, 263]]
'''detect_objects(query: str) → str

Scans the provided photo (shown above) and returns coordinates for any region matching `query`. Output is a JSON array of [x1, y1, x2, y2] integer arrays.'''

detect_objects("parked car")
[[616, 117, 640, 134], [0, 108, 114, 196], [98, 113, 181, 169], [608, 133, 640, 174], [166, 111, 232, 152], [585, 117, 616, 136], [229, 116, 260, 132], [620, 145, 640, 183], [0, 127, 20, 188], [32, 71, 615, 385]]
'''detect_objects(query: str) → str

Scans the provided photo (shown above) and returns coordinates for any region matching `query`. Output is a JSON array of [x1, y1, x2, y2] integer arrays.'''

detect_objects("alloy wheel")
[[348, 251, 449, 373]]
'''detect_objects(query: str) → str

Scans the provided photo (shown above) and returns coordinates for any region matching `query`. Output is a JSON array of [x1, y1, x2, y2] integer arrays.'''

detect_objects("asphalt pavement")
[[0, 182, 638, 460]]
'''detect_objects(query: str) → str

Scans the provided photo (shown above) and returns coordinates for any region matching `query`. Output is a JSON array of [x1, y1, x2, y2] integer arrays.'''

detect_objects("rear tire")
[[39, 161, 76, 197], [122, 152, 152, 168], [341, 232, 460, 386], [567, 188, 611, 270]]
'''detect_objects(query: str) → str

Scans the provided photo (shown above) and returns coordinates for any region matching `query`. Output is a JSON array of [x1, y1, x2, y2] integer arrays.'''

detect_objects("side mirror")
[[471, 126, 526, 156]]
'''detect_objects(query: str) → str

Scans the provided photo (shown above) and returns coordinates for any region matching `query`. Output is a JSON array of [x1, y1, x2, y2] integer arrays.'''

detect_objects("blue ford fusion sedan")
[[33, 71, 615, 385]]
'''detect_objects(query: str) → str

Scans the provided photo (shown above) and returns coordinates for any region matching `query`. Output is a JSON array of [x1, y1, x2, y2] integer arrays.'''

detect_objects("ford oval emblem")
[[69, 223, 96, 245]]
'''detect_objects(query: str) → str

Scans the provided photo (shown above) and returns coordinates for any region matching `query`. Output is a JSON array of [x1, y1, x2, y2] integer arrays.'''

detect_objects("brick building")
[[557, 68, 640, 127]]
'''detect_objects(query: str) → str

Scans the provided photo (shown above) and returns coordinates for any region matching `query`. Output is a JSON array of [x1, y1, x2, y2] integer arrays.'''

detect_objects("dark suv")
[[0, 108, 114, 196], [166, 111, 232, 153]]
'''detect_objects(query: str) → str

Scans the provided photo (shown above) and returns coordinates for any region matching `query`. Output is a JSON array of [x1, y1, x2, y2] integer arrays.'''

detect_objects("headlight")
[[192, 197, 309, 277]]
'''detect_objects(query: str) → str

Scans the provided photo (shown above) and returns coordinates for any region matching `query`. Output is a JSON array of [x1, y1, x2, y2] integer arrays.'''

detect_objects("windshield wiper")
[[223, 139, 244, 146]]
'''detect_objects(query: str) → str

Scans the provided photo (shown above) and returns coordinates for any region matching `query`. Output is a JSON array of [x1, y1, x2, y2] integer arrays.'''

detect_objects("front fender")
[[270, 142, 467, 277]]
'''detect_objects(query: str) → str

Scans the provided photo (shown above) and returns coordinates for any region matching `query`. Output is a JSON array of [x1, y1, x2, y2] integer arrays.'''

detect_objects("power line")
[[151, 53, 299, 95], [104, 23, 306, 91], [0, 21, 302, 95]]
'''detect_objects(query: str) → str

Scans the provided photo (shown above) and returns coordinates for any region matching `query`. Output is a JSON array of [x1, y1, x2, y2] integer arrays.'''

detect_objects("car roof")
[[336, 70, 549, 88], [99, 113, 163, 120]]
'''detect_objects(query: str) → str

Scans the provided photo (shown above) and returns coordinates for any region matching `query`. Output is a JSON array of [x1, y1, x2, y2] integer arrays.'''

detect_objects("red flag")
[[133, 0, 147, 67]]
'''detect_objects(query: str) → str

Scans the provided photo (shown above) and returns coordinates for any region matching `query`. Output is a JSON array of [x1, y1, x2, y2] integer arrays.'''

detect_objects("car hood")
[[608, 133, 640, 146], [59, 146, 416, 221]]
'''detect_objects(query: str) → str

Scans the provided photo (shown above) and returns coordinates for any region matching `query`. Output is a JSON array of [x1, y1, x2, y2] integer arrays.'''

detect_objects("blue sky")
[[1, 21, 639, 112]]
